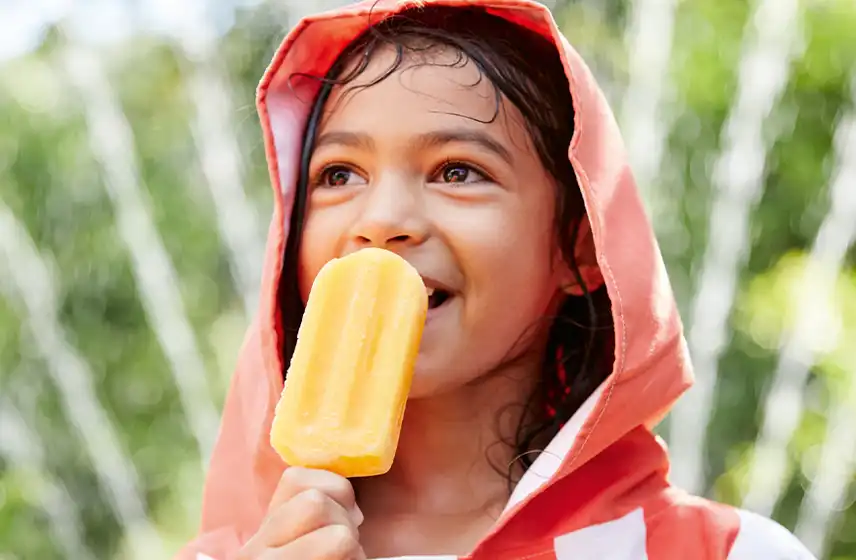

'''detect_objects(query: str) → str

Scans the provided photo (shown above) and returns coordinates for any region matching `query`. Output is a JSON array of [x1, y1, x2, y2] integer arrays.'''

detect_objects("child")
[[179, 1, 816, 559]]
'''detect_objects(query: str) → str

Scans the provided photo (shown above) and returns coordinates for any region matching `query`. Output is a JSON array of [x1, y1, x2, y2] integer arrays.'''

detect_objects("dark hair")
[[279, 5, 615, 486]]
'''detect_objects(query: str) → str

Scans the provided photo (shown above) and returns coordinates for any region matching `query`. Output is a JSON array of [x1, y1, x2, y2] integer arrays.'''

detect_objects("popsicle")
[[270, 248, 428, 477]]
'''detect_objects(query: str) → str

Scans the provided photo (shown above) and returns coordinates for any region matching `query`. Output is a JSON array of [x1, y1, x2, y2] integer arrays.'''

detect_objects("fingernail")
[[352, 504, 365, 527]]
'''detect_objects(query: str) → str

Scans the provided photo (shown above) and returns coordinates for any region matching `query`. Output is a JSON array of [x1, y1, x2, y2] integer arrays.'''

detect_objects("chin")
[[406, 360, 449, 400], [406, 353, 480, 400], [406, 377, 443, 400]]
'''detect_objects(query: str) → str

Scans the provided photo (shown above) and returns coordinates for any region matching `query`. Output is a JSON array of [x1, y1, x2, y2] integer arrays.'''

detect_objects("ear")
[[559, 217, 604, 296]]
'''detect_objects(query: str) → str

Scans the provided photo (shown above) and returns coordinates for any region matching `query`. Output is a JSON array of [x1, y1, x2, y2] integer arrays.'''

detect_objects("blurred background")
[[1, 0, 855, 558]]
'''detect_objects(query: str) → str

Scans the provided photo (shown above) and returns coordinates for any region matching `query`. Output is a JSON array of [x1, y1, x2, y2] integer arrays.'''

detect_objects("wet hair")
[[279, 5, 615, 486]]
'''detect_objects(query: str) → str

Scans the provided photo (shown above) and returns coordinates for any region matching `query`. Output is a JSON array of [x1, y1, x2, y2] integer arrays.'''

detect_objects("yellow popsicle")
[[270, 248, 428, 477]]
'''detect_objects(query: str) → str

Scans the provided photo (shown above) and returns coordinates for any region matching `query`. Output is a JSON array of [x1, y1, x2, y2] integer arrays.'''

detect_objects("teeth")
[[426, 287, 435, 297]]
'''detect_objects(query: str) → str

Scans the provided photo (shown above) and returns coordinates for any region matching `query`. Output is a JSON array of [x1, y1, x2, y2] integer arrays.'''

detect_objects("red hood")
[[177, 1, 703, 558]]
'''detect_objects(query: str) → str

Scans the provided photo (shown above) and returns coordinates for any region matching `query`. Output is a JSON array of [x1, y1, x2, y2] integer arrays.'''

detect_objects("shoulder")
[[727, 509, 817, 560]]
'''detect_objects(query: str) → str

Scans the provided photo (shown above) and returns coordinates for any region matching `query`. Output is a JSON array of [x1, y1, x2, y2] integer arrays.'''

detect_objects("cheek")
[[473, 239, 560, 358], [443, 213, 559, 345], [445, 201, 557, 287], [295, 213, 339, 303]]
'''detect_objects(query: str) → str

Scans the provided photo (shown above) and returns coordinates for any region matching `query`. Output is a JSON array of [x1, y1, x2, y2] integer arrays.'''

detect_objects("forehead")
[[320, 43, 529, 139]]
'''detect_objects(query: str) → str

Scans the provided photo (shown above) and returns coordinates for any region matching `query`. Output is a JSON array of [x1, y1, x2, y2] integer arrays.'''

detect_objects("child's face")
[[298, 45, 572, 398]]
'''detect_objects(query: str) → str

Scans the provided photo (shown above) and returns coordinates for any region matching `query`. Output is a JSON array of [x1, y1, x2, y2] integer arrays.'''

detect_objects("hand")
[[236, 467, 365, 560]]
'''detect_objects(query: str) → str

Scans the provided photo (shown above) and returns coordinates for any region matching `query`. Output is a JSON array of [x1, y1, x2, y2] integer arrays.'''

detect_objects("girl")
[[179, 1, 815, 559]]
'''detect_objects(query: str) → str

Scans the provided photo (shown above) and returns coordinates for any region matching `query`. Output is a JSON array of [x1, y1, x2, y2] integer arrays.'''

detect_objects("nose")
[[349, 175, 429, 250]]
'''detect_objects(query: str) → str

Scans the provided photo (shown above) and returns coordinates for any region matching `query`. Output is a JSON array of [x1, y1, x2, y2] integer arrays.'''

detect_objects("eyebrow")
[[314, 128, 514, 163]]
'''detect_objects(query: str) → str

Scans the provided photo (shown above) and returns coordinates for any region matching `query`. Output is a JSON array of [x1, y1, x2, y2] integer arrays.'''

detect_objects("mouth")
[[425, 286, 453, 310]]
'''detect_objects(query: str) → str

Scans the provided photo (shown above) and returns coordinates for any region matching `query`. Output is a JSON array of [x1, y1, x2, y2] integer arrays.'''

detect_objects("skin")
[[241, 45, 579, 559]]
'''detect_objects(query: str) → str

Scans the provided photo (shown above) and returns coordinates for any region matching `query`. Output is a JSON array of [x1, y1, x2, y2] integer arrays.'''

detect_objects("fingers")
[[240, 489, 357, 557], [270, 489, 357, 544], [269, 467, 362, 525], [258, 525, 366, 560], [236, 468, 366, 560]]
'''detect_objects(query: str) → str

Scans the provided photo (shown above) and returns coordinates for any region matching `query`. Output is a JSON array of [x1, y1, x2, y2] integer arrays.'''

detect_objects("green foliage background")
[[1, 0, 855, 558]]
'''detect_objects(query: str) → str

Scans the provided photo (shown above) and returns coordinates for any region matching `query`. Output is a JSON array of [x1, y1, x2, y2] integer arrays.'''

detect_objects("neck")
[[353, 357, 543, 518]]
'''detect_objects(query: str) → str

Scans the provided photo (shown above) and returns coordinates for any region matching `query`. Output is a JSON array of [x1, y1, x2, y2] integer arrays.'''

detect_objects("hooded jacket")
[[177, 1, 817, 558]]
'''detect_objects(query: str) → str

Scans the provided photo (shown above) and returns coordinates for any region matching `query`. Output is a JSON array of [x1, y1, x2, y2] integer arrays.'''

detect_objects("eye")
[[317, 165, 365, 188], [435, 161, 488, 185]]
